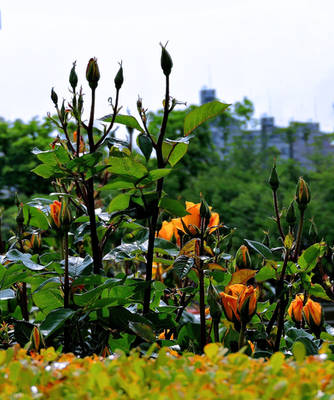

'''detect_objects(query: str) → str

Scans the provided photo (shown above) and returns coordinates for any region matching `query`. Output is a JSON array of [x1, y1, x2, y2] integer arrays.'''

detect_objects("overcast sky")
[[1, 0, 334, 131]]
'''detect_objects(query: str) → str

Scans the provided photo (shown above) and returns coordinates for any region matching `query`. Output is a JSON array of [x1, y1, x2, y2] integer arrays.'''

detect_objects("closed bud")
[[51, 87, 58, 106], [288, 294, 304, 325], [78, 88, 84, 114], [114, 62, 124, 90], [30, 232, 42, 252], [16, 206, 24, 227], [86, 57, 100, 90], [235, 245, 252, 270], [60, 100, 66, 122], [296, 177, 311, 210], [286, 200, 296, 226], [30, 326, 45, 352], [268, 163, 279, 191], [303, 298, 323, 336], [160, 42, 173, 76], [137, 97, 142, 112], [200, 198, 211, 224], [208, 282, 222, 321], [60, 200, 72, 230], [69, 61, 78, 91]]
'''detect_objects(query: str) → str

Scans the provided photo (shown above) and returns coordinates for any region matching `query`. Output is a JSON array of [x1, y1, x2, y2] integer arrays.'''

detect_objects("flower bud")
[[69, 61, 78, 91], [208, 282, 222, 321], [50, 200, 62, 229], [235, 245, 252, 270], [303, 298, 323, 334], [30, 326, 44, 352], [51, 87, 58, 106], [60, 200, 72, 230], [30, 232, 42, 252], [16, 205, 24, 227], [296, 177, 311, 210], [237, 285, 257, 324], [137, 97, 143, 112], [286, 200, 296, 226], [78, 88, 84, 114], [200, 198, 211, 228], [268, 163, 279, 191], [288, 294, 304, 325], [86, 57, 100, 90], [160, 42, 173, 76], [114, 62, 124, 90]]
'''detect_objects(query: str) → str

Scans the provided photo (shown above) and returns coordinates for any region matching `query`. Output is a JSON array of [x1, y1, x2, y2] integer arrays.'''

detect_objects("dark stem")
[[143, 75, 170, 314], [294, 208, 305, 261], [199, 217, 207, 352], [266, 301, 280, 335], [273, 189, 285, 242], [17, 225, 29, 321], [213, 319, 220, 343], [87, 88, 96, 152], [86, 178, 102, 274], [274, 296, 287, 352], [63, 232, 70, 308], [238, 321, 246, 350]]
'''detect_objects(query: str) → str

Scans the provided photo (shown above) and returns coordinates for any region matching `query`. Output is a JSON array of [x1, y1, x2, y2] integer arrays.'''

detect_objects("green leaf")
[[23, 205, 49, 230], [148, 169, 172, 181], [108, 193, 131, 213], [168, 142, 188, 166], [108, 333, 136, 353], [33, 146, 70, 165], [178, 323, 201, 352], [309, 283, 331, 301], [31, 164, 58, 179], [184, 101, 230, 136], [256, 264, 276, 282], [99, 178, 135, 191], [298, 243, 326, 272], [40, 308, 75, 338], [66, 152, 102, 174], [137, 134, 153, 161], [101, 114, 144, 133], [14, 321, 35, 347], [173, 256, 195, 279], [73, 278, 123, 306], [6, 249, 47, 271], [67, 255, 93, 277], [109, 156, 148, 180], [244, 239, 273, 259], [292, 341, 306, 362], [0, 288, 16, 300], [128, 322, 156, 342], [159, 197, 189, 217]]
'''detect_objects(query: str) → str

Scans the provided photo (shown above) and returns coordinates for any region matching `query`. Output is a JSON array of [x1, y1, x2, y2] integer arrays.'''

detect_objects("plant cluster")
[[0, 344, 333, 399], [0, 46, 333, 360]]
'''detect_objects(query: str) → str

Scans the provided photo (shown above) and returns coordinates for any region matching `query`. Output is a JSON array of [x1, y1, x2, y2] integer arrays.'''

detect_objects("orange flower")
[[50, 200, 62, 228], [158, 220, 176, 242], [221, 284, 257, 324], [73, 131, 85, 153], [220, 291, 240, 323], [303, 298, 322, 328], [158, 201, 220, 246], [288, 294, 304, 324]]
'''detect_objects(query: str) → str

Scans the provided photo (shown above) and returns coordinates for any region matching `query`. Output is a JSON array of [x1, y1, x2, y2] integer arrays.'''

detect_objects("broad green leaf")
[[173, 256, 195, 279], [66, 152, 102, 173], [256, 264, 276, 282], [33, 288, 63, 315], [298, 243, 326, 272], [108, 333, 136, 353], [1, 264, 31, 288], [101, 114, 144, 133], [137, 134, 153, 161], [32, 146, 70, 165], [6, 250, 47, 271], [159, 197, 189, 217], [14, 321, 35, 347], [67, 255, 93, 277], [108, 193, 131, 213], [99, 178, 135, 191], [178, 323, 201, 352], [129, 322, 156, 342], [292, 341, 306, 362], [109, 156, 148, 179], [23, 205, 49, 230], [0, 288, 16, 300], [184, 101, 230, 136], [40, 308, 75, 338], [244, 239, 273, 259], [148, 169, 172, 181], [73, 278, 123, 306], [168, 142, 188, 166], [309, 283, 331, 301], [31, 164, 59, 179]]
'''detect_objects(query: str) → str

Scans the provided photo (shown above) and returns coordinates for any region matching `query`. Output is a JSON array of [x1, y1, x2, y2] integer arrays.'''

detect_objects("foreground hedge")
[[0, 344, 333, 399]]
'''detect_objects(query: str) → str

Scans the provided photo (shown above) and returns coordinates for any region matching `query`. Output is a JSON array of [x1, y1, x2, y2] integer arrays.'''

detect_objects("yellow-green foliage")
[[0, 344, 333, 399]]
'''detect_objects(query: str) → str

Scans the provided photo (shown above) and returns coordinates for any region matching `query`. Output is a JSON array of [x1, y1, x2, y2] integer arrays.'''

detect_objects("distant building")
[[199, 87, 334, 166]]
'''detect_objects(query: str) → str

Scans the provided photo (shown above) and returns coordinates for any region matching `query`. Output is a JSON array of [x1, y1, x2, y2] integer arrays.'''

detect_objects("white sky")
[[1, 0, 334, 131]]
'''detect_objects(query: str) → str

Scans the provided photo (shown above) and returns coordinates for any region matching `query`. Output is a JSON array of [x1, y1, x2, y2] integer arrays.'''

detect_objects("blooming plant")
[[0, 46, 333, 361]]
